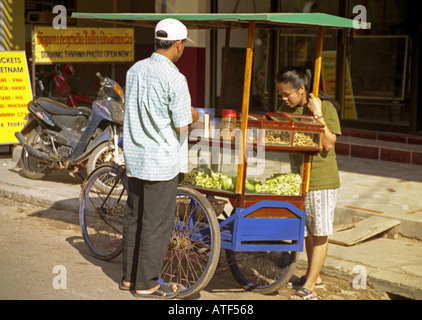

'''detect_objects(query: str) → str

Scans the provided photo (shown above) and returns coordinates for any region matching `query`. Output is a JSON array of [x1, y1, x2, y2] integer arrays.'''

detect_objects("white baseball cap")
[[155, 18, 194, 43]]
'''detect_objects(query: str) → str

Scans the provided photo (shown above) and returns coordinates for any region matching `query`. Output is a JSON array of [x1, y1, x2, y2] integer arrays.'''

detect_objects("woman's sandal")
[[133, 284, 180, 299], [289, 287, 318, 300], [287, 276, 324, 289]]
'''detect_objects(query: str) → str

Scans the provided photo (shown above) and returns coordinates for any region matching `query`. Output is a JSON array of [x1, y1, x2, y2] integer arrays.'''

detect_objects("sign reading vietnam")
[[34, 27, 134, 64], [0, 51, 32, 144]]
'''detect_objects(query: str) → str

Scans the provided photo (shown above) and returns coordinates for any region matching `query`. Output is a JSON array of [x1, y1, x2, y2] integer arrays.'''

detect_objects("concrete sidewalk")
[[0, 152, 421, 299]]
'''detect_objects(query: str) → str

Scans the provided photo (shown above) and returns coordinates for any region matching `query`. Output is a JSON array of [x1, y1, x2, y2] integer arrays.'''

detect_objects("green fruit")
[[222, 177, 233, 190], [245, 183, 255, 192]]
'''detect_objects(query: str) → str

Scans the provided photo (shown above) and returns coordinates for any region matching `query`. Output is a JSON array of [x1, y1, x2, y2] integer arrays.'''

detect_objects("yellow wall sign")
[[321, 51, 357, 120], [0, 51, 32, 145], [34, 27, 134, 64]]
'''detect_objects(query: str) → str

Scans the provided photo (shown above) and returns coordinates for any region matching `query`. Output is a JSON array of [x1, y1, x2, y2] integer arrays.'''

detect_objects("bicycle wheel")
[[161, 186, 221, 298], [87, 143, 125, 195], [79, 163, 127, 260], [226, 249, 297, 294]]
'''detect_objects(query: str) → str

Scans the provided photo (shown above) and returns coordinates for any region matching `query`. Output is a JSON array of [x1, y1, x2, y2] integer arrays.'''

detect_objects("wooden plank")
[[333, 223, 355, 233], [329, 216, 401, 246], [345, 205, 383, 214]]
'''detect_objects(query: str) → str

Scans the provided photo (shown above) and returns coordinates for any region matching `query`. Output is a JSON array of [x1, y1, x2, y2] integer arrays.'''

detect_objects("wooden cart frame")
[[74, 12, 370, 297]]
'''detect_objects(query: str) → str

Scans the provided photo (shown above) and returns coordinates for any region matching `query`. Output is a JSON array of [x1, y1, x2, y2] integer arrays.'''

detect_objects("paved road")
[[0, 195, 387, 302]]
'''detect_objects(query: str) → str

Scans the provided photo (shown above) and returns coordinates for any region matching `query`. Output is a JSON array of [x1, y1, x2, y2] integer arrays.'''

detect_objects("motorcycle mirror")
[[96, 72, 105, 81]]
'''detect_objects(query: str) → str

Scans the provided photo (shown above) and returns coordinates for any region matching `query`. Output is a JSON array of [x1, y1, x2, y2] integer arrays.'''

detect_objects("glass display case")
[[245, 112, 325, 152], [180, 112, 324, 210], [287, 114, 321, 127], [182, 139, 304, 195]]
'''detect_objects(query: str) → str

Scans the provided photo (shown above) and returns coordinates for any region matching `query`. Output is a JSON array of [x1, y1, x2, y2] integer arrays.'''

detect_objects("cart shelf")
[[219, 200, 306, 252]]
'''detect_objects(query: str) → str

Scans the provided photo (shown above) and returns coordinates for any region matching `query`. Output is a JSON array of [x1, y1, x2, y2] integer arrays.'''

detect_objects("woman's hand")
[[307, 93, 322, 117], [307, 93, 337, 151]]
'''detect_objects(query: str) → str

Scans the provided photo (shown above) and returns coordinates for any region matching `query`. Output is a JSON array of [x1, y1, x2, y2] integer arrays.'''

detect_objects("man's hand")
[[191, 107, 199, 122]]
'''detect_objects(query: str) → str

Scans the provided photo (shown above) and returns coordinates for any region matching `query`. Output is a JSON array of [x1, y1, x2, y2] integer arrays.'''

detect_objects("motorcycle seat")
[[35, 97, 89, 117]]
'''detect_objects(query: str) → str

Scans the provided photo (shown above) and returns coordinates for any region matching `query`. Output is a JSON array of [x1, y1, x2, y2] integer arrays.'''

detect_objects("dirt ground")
[[0, 195, 389, 301]]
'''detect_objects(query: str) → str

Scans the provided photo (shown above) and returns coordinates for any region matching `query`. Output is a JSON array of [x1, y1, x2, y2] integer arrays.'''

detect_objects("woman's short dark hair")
[[276, 66, 340, 111]]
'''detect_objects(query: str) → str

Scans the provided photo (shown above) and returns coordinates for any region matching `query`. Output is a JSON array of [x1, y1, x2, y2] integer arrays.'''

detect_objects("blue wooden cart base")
[[220, 200, 306, 252]]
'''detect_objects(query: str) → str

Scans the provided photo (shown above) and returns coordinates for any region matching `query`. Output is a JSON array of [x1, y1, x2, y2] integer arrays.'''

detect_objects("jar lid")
[[222, 109, 237, 118]]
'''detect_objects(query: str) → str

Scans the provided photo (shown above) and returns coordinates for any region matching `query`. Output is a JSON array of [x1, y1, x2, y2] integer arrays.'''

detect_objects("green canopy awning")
[[71, 12, 370, 30]]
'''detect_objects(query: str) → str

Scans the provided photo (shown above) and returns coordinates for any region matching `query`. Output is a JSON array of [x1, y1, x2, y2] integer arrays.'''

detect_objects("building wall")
[[5, 0, 420, 133], [1, 0, 25, 50], [156, 0, 208, 107]]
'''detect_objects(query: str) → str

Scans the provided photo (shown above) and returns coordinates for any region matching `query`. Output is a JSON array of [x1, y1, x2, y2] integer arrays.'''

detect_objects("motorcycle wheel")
[[86, 141, 123, 194], [20, 127, 52, 179]]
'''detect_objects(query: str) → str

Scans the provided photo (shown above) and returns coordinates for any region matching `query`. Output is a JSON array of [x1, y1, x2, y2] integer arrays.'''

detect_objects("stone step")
[[336, 128, 422, 165]]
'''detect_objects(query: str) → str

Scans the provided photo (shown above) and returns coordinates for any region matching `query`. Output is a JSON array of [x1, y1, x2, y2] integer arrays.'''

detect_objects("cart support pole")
[[218, 26, 232, 116], [312, 27, 324, 98], [235, 21, 255, 195], [302, 27, 325, 204]]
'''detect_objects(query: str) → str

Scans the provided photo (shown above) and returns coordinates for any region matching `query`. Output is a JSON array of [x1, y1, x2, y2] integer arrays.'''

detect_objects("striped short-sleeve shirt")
[[123, 52, 192, 181]]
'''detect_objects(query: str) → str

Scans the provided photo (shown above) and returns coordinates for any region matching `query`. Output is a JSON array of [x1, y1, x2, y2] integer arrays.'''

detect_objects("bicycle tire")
[[79, 163, 127, 261], [87, 141, 124, 194], [226, 249, 297, 294], [161, 186, 221, 299]]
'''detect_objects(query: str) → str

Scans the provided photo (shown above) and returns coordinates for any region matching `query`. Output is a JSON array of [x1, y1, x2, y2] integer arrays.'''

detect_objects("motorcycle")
[[15, 72, 125, 181], [34, 70, 48, 98], [50, 64, 95, 108]]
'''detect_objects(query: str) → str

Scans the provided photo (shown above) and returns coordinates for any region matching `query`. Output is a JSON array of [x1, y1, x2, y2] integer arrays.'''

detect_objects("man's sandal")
[[289, 287, 318, 300], [119, 278, 135, 291], [133, 284, 180, 299]]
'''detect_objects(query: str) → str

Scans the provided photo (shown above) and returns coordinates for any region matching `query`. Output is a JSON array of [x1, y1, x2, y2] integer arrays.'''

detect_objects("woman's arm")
[[307, 93, 337, 151]]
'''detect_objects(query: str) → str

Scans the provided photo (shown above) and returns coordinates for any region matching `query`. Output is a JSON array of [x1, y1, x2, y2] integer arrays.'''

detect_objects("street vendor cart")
[[75, 12, 369, 298]]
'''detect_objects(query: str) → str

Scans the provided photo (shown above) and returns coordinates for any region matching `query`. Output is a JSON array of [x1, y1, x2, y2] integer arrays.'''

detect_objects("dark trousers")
[[122, 175, 178, 290]]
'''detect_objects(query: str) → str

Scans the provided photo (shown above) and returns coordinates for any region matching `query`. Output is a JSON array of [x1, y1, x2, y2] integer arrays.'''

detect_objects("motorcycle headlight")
[[113, 83, 123, 100]]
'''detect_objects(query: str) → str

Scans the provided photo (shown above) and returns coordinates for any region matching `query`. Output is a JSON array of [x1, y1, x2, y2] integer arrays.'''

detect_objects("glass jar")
[[221, 109, 237, 140], [221, 109, 237, 139]]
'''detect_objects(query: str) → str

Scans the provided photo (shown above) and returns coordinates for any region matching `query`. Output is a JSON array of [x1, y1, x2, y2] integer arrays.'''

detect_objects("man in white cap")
[[121, 18, 197, 299]]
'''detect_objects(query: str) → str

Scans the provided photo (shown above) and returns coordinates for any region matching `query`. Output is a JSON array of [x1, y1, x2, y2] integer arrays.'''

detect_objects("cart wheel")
[[226, 250, 297, 294], [161, 186, 221, 298], [79, 163, 127, 261]]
